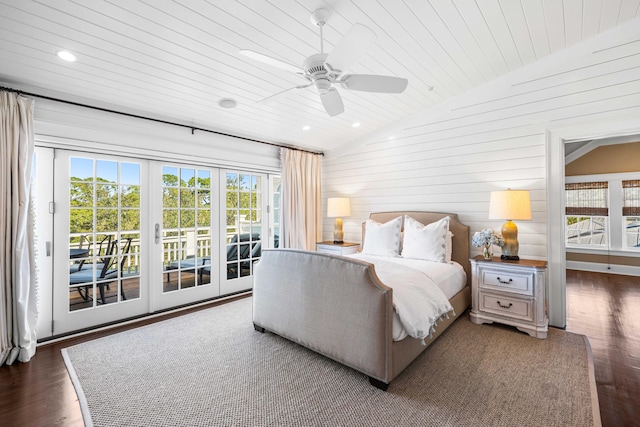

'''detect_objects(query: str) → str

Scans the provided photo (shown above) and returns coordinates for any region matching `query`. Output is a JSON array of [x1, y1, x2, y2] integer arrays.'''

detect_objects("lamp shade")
[[488, 190, 531, 220], [327, 198, 351, 218]]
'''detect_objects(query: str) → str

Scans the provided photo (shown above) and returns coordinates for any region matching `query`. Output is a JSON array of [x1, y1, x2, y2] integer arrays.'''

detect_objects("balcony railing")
[[69, 228, 262, 273]]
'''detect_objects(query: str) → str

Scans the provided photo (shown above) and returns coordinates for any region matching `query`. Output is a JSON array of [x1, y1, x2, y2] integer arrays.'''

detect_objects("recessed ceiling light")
[[218, 98, 237, 108], [302, 125, 310, 131], [427, 85, 435, 92], [57, 50, 77, 62], [352, 122, 361, 128]]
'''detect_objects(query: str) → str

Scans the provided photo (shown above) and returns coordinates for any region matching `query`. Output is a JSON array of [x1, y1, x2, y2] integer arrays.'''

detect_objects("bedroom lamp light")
[[327, 197, 351, 244], [489, 189, 531, 260]]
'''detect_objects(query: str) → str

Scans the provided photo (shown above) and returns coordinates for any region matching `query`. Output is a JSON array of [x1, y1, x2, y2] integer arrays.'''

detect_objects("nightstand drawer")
[[480, 269, 533, 296], [480, 293, 533, 321], [317, 246, 345, 255]]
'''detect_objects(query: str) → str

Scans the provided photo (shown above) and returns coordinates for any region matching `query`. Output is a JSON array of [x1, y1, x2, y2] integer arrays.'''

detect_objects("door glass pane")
[[121, 163, 140, 185], [96, 160, 117, 183], [162, 166, 213, 292], [226, 172, 262, 280], [198, 170, 210, 188], [69, 157, 141, 311], [121, 185, 140, 208]]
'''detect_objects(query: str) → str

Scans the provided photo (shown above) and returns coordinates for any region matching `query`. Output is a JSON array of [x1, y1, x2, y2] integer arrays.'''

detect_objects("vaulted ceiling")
[[1, 0, 639, 154]]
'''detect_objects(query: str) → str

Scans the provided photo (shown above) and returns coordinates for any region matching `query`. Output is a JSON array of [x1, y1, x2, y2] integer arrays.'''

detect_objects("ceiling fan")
[[239, 8, 409, 117]]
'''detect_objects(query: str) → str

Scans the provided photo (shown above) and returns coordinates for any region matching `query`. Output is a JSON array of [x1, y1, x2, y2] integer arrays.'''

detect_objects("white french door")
[[220, 170, 269, 295], [149, 163, 222, 311], [149, 166, 271, 309], [49, 151, 278, 334], [52, 151, 149, 334]]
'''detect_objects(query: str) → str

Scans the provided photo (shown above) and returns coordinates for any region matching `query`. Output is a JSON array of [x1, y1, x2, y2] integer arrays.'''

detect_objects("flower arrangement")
[[472, 229, 504, 260], [472, 229, 504, 247]]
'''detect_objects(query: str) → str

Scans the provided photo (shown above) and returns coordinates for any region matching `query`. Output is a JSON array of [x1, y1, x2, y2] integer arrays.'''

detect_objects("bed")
[[252, 211, 471, 390]]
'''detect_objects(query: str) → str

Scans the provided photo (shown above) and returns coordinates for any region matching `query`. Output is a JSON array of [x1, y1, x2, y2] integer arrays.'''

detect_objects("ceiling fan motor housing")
[[303, 53, 339, 93], [303, 53, 329, 76]]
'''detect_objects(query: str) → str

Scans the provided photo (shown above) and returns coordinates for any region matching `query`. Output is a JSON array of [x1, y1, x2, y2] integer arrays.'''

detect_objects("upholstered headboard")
[[364, 211, 471, 287]]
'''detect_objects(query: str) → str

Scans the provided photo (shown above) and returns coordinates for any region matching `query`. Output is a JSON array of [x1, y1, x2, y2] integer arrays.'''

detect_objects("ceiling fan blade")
[[239, 50, 302, 74], [339, 74, 408, 93], [320, 88, 344, 117], [257, 83, 312, 104], [325, 24, 376, 74]]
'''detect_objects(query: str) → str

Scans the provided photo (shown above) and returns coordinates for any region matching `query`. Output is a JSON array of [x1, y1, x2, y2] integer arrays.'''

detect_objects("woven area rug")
[[62, 297, 599, 427]]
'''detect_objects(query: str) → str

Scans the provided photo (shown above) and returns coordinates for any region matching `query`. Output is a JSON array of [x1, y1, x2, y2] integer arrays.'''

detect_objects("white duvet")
[[347, 254, 467, 342]]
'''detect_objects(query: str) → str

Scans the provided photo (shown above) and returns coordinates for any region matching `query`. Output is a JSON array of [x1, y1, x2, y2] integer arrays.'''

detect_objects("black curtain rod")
[[1, 85, 324, 156]]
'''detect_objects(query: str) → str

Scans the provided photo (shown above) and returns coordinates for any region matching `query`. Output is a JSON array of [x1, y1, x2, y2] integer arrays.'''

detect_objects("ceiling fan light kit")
[[239, 8, 409, 117]]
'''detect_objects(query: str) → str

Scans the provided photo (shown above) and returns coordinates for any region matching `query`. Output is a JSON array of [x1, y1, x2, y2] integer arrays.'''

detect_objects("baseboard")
[[566, 261, 640, 276]]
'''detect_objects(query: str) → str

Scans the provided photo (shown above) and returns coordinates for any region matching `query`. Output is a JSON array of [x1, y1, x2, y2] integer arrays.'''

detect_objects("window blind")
[[623, 180, 640, 216], [565, 182, 609, 216]]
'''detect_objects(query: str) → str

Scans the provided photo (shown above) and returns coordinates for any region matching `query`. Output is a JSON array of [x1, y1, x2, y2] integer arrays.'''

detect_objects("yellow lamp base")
[[333, 217, 344, 244], [501, 220, 519, 260]]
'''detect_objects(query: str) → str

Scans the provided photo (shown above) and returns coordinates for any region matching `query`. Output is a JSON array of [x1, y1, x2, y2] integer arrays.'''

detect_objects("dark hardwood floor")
[[1, 271, 637, 426], [565, 269, 640, 427]]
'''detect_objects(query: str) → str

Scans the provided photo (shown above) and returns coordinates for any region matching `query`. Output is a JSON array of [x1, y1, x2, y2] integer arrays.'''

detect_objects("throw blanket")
[[351, 255, 454, 341]]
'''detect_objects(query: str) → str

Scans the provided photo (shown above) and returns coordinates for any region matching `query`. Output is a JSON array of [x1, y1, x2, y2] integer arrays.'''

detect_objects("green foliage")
[[226, 174, 259, 226], [566, 216, 580, 226], [162, 173, 213, 229], [69, 172, 260, 241], [69, 177, 141, 235]]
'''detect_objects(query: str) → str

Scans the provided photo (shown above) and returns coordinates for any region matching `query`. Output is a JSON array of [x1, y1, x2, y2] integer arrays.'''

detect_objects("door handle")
[[155, 223, 160, 244], [46, 241, 51, 257]]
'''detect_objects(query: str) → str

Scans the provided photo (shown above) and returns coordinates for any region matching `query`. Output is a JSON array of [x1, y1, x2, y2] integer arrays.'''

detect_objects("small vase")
[[482, 245, 492, 260]]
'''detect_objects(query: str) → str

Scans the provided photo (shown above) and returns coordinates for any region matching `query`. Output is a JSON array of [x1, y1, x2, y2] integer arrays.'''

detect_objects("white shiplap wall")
[[323, 18, 640, 328], [33, 98, 281, 171]]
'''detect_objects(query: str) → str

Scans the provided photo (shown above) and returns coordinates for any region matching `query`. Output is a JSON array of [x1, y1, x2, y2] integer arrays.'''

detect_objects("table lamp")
[[327, 198, 351, 244], [489, 189, 531, 260]]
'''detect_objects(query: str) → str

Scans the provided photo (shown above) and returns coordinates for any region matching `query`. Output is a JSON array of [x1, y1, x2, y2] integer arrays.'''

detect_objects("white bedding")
[[347, 254, 467, 341]]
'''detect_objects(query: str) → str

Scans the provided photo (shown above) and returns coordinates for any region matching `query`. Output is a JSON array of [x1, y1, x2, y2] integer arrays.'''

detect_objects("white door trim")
[[546, 115, 640, 328], [34, 147, 55, 339]]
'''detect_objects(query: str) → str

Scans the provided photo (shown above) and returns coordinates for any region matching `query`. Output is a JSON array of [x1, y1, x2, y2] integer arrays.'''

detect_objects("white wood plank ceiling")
[[0, 0, 638, 153]]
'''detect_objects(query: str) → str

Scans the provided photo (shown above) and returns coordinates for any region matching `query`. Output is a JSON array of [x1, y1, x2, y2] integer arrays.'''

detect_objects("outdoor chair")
[[226, 233, 260, 279], [164, 255, 211, 282], [69, 238, 132, 304], [70, 234, 113, 274]]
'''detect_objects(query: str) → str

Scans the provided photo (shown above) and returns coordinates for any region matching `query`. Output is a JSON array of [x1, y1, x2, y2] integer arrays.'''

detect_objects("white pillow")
[[401, 216, 450, 263], [446, 231, 454, 263], [361, 216, 403, 257]]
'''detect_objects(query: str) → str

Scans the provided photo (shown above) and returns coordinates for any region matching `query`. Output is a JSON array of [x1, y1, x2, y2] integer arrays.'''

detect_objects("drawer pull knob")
[[497, 301, 513, 309], [497, 277, 513, 285]]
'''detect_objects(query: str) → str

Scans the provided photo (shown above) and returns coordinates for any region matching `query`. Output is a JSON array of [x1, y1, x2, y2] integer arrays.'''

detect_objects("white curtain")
[[280, 148, 323, 249], [0, 91, 38, 365]]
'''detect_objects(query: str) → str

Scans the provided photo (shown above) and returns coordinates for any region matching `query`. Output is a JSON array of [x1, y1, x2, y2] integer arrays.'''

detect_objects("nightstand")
[[316, 241, 360, 255], [470, 256, 548, 339]]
